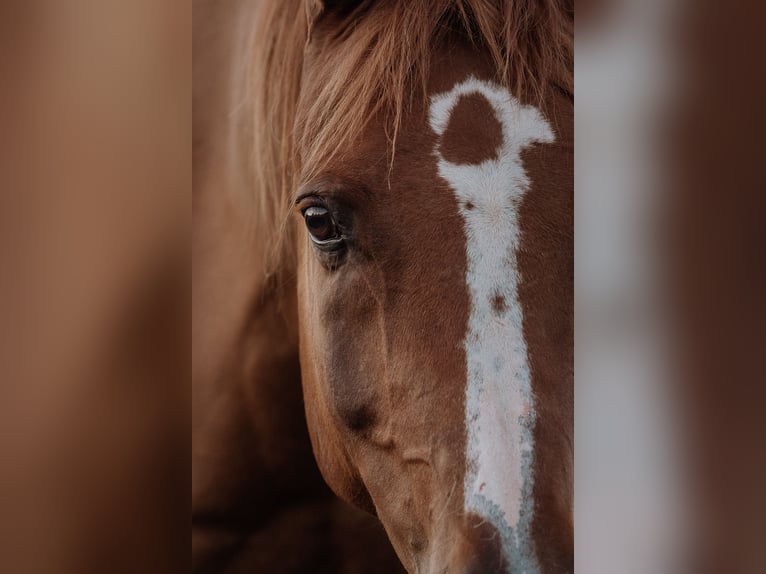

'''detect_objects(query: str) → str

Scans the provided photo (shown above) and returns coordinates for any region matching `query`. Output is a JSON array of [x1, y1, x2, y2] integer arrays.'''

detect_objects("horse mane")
[[249, 0, 573, 279]]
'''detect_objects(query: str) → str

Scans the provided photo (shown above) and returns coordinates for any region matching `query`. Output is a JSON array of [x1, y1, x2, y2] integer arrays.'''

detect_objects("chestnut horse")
[[193, 1, 572, 573]]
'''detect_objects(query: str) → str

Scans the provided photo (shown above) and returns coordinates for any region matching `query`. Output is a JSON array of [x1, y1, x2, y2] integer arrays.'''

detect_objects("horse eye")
[[302, 205, 342, 246]]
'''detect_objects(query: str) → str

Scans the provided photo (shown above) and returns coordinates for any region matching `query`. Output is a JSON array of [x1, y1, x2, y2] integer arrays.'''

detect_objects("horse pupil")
[[308, 216, 325, 230]]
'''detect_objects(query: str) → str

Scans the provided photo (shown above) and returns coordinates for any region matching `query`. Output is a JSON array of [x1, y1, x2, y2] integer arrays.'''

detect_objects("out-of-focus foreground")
[[578, 0, 766, 572], [0, 2, 189, 573]]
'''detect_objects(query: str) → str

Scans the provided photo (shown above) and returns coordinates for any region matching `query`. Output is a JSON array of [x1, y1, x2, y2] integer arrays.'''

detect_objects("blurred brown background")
[[0, 1, 189, 572]]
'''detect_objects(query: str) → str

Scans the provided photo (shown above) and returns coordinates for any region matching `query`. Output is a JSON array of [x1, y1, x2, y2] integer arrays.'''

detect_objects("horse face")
[[292, 28, 572, 574]]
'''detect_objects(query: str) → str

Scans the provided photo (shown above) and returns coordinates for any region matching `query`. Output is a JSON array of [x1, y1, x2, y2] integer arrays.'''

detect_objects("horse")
[[193, 0, 573, 572]]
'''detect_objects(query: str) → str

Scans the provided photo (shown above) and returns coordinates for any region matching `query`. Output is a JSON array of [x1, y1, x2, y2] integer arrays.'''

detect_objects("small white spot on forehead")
[[430, 77, 553, 573]]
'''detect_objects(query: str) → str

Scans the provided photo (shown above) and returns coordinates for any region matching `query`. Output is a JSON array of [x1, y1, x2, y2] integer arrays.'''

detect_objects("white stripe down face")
[[429, 77, 554, 573]]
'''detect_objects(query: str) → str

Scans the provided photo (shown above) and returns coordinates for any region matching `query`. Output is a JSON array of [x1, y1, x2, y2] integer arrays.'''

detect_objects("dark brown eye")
[[302, 205, 342, 247]]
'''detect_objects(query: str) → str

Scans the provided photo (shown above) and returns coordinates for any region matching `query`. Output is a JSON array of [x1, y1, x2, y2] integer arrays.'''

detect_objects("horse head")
[[278, 2, 574, 572]]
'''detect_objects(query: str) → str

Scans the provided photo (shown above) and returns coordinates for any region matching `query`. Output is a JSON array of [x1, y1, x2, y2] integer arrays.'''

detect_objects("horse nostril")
[[455, 553, 507, 574], [447, 513, 508, 574]]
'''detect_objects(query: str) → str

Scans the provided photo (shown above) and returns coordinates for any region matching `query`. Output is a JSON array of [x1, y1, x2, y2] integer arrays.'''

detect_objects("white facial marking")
[[430, 77, 554, 572]]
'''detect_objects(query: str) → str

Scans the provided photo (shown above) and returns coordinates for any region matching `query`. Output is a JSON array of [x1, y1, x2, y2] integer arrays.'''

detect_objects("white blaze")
[[429, 77, 554, 572]]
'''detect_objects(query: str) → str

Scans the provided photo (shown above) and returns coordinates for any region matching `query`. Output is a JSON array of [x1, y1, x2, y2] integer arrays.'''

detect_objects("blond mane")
[[249, 0, 572, 279]]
